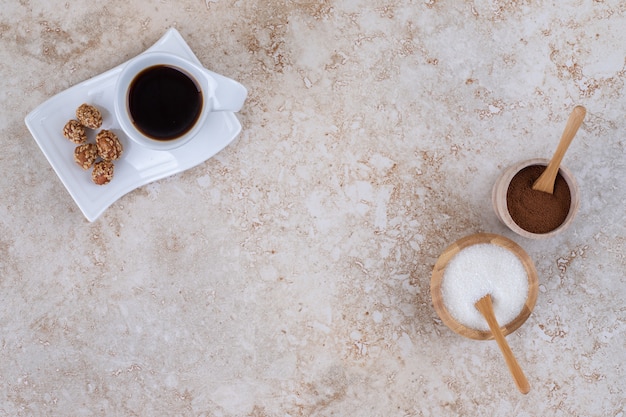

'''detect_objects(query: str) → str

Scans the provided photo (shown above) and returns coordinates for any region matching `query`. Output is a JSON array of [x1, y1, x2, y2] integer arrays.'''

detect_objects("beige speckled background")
[[1, 1, 625, 416]]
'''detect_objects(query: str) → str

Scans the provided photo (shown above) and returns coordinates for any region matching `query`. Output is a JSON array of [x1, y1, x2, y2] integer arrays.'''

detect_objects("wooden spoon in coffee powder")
[[532, 106, 586, 194]]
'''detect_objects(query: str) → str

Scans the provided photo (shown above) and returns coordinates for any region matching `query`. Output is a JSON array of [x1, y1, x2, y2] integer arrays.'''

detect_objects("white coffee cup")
[[114, 51, 246, 151]]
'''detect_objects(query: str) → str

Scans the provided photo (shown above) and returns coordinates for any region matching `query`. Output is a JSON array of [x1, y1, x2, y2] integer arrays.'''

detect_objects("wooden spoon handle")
[[475, 295, 530, 394], [532, 105, 586, 194]]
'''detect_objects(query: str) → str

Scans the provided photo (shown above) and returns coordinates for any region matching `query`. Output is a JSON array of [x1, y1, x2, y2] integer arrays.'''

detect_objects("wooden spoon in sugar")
[[475, 293, 530, 394]]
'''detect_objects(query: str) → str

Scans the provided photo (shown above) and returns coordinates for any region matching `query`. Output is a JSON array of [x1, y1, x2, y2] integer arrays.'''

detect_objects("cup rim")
[[492, 158, 580, 239], [114, 51, 214, 151]]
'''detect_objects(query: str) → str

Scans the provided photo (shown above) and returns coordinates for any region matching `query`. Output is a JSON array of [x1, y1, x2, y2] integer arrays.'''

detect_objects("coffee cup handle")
[[205, 70, 248, 113]]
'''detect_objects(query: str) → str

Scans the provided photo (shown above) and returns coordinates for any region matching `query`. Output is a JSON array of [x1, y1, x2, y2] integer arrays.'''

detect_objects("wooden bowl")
[[430, 233, 538, 340], [492, 158, 580, 239]]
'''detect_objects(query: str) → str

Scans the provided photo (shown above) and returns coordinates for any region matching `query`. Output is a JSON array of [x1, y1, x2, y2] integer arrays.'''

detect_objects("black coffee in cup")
[[128, 65, 202, 141]]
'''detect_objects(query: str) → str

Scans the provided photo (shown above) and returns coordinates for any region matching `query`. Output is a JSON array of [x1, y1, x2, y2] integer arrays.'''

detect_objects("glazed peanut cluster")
[[62, 104, 123, 185]]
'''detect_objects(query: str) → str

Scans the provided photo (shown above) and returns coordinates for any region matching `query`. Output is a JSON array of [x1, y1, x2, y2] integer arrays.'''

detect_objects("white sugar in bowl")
[[430, 233, 538, 340]]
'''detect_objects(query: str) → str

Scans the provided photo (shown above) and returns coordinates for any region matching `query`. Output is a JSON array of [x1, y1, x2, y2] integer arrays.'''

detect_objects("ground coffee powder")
[[506, 164, 571, 234]]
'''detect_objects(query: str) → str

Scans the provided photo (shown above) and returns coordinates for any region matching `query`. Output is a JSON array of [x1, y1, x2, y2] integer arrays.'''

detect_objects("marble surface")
[[1, 1, 625, 415]]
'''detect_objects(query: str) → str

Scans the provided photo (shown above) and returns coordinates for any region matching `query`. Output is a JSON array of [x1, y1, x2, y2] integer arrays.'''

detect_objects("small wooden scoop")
[[475, 294, 530, 394], [532, 105, 586, 194]]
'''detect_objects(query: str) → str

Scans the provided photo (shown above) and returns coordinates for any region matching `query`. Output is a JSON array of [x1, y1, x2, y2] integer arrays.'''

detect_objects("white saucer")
[[25, 28, 244, 222]]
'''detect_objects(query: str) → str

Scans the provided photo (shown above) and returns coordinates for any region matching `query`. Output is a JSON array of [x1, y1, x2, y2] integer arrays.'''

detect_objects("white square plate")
[[25, 28, 243, 222]]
